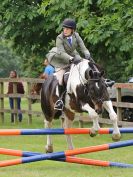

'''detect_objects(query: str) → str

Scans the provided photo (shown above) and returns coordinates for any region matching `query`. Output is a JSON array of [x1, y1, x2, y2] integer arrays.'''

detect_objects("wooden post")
[[78, 114, 84, 128], [116, 87, 122, 121], [13, 82, 18, 124], [27, 82, 32, 124], [0, 82, 4, 123], [79, 120, 84, 128]]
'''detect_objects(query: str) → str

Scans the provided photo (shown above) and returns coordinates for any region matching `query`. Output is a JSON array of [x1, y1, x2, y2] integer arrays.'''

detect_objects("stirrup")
[[105, 79, 115, 87], [54, 100, 64, 111]]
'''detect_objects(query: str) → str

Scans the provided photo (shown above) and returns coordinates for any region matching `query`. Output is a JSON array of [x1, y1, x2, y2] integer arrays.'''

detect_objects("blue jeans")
[[9, 97, 22, 122]]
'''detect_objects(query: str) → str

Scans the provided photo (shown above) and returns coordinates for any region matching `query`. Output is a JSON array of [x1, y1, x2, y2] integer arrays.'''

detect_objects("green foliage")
[[0, 40, 22, 77], [0, 0, 53, 77], [1, 0, 45, 56], [0, 0, 132, 81], [80, 0, 133, 81]]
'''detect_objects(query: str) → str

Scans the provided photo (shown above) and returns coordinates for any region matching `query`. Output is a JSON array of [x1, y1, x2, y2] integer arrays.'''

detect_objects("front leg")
[[82, 103, 100, 136], [44, 119, 53, 153], [103, 100, 121, 141]]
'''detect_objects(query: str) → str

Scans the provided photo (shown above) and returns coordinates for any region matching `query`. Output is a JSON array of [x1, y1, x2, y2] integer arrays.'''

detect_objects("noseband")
[[84, 78, 106, 105], [94, 96, 105, 104], [75, 62, 106, 105]]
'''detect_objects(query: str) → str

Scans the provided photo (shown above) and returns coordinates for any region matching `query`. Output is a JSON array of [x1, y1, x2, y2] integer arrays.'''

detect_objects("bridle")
[[74, 62, 107, 105], [75, 61, 101, 85], [83, 81, 106, 105]]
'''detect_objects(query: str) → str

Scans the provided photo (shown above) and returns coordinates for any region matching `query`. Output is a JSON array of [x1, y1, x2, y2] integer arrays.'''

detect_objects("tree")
[[0, 0, 58, 77], [39, 0, 133, 81], [81, 0, 133, 81], [1, 0, 132, 80], [0, 40, 22, 77]]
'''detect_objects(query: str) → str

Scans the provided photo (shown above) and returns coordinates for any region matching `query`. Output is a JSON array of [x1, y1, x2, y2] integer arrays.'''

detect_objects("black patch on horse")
[[41, 75, 61, 120]]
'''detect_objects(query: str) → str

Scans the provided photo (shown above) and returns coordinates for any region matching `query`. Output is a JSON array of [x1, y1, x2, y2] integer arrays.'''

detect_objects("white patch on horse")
[[67, 60, 89, 96], [65, 94, 77, 113], [56, 85, 59, 96], [103, 100, 120, 135], [82, 103, 100, 130], [96, 82, 99, 89]]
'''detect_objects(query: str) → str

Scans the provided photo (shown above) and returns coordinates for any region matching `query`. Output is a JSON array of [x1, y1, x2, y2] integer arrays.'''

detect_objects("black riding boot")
[[54, 85, 65, 111]]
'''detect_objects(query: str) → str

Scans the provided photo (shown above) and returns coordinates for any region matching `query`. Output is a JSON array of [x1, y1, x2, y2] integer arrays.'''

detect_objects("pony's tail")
[[41, 75, 58, 119]]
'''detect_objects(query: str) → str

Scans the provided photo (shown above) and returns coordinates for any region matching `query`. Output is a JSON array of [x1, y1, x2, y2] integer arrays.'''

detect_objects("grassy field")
[[0, 99, 133, 177]]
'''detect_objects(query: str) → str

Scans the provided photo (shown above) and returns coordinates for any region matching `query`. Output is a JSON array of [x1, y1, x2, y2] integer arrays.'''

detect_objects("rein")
[[75, 62, 100, 85], [74, 62, 106, 104]]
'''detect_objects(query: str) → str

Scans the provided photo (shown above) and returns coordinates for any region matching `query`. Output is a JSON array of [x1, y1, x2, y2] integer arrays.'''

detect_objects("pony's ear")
[[88, 62, 94, 68], [100, 70, 105, 77]]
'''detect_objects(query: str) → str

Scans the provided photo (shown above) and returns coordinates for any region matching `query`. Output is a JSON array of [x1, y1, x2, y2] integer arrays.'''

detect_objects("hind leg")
[[103, 101, 121, 141], [60, 112, 65, 128], [62, 112, 75, 150], [44, 119, 53, 153]]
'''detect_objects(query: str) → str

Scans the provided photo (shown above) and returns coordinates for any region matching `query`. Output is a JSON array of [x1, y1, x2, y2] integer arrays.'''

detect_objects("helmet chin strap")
[[71, 29, 75, 34]]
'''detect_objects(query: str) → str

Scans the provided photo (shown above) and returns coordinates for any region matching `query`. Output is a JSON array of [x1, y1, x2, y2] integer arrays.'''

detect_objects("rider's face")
[[63, 27, 73, 37]]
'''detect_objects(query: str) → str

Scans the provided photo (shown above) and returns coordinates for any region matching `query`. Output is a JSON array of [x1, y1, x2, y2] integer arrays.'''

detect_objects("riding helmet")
[[62, 18, 76, 30]]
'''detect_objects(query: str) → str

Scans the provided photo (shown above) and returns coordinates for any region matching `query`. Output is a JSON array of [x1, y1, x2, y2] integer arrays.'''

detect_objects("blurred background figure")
[[30, 58, 55, 102], [42, 58, 55, 79], [7, 70, 25, 123]]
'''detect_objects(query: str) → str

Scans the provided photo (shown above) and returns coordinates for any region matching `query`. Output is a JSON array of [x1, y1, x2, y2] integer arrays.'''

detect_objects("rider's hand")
[[69, 56, 81, 65], [85, 53, 91, 60], [85, 55, 95, 63], [70, 56, 81, 65], [69, 57, 74, 64], [73, 59, 81, 64]]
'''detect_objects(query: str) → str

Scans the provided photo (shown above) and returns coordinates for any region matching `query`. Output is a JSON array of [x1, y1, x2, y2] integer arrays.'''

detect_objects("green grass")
[[0, 100, 133, 177]]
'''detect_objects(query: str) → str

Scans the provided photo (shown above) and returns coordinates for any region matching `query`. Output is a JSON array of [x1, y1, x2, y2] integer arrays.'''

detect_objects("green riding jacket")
[[46, 32, 90, 68]]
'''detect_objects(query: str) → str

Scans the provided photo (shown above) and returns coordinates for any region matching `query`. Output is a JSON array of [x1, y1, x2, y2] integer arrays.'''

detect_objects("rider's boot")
[[54, 85, 65, 111]]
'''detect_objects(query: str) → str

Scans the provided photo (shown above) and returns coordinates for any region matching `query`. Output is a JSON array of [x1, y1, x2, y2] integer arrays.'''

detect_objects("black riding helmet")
[[62, 18, 76, 30]]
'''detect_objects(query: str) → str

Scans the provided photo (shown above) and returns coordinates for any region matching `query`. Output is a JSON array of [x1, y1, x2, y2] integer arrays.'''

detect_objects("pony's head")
[[84, 62, 109, 114]]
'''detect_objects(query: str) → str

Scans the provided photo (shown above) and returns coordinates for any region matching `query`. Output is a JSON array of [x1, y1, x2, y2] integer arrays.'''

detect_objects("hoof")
[[112, 134, 121, 142], [45, 145, 53, 153], [90, 128, 98, 137]]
